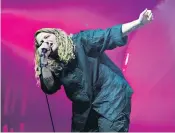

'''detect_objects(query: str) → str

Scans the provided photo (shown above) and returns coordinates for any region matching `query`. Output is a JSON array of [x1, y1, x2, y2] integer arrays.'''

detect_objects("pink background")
[[1, 0, 175, 132]]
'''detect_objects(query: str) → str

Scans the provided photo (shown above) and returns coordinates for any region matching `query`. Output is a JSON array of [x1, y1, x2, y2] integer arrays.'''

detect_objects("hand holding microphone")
[[38, 42, 52, 57], [38, 42, 52, 67]]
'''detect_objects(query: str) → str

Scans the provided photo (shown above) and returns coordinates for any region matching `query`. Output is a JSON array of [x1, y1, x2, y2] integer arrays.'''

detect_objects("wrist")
[[41, 63, 48, 68], [40, 53, 48, 58], [136, 19, 144, 26], [41, 66, 51, 76], [40, 56, 48, 67]]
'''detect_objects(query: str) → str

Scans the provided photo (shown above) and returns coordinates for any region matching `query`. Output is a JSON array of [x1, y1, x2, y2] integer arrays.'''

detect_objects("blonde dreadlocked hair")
[[34, 28, 75, 85]]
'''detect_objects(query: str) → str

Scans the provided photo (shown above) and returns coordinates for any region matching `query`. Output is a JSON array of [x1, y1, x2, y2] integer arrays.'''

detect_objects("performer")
[[34, 8, 153, 132]]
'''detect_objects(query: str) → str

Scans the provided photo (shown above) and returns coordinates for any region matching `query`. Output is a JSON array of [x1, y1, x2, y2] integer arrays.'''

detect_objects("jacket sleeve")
[[79, 24, 128, 57], [39, 72, 62, 95]]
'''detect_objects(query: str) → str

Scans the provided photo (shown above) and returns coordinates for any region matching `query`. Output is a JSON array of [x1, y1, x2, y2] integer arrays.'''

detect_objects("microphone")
[[40, 48, 49, 66], [40, 48, 49, 58], [42, 48, 48, 54]]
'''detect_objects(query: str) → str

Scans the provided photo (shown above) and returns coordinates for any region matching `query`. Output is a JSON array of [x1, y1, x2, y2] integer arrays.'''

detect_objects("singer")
[[34, 9, 153, 132]]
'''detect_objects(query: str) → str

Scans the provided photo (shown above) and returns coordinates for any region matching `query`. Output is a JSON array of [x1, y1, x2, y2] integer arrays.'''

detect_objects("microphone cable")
[[45, 94, 56, 132], [40, 48, 55, 132]]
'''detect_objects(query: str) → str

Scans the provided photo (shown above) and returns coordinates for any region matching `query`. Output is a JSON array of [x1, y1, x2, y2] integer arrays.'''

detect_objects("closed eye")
[[40, 40, 44, 46]]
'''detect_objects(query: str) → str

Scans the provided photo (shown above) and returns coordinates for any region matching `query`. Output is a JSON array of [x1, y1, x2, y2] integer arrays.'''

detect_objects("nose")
[[43, 41, 53, 47], [49, 42, 53, 47]]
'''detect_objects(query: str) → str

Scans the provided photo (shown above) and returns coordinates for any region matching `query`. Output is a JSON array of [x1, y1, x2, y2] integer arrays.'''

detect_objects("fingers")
[[144, 10, 150, 16], [147, 10, 153, 21], [144, 9, 153, 21], [142, 8, 148, 14], [148, 13, 153, 21], [142, 8, 151, 15], [147, 10, 152, 16]]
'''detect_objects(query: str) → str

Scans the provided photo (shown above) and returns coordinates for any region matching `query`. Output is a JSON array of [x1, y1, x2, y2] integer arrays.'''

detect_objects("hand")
[[37, 43, 52, 66], [138, 8, 153, 25]]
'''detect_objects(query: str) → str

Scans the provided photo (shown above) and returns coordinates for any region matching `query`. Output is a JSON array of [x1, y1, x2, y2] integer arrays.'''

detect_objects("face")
[[36, 32, 58, 54]]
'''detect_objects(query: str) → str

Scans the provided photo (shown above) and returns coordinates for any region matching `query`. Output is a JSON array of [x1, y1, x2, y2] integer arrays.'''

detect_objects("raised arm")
[[78, 24, 128, 57], [77, 8, 153, 57], [122, 8, 153, 36]]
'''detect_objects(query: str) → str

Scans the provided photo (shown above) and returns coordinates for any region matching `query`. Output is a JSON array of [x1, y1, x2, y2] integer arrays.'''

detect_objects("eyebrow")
[[44, 34, 50, 39]]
